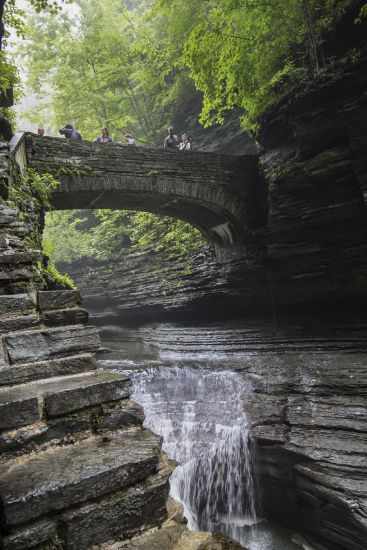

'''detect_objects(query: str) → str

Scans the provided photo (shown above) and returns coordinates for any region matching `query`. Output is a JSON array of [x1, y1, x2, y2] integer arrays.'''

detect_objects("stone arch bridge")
[[11, 133, 263, 247]]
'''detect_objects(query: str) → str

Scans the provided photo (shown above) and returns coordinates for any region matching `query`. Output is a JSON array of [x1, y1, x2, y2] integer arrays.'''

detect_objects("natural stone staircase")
[[0, 297, 169, 550], [0, 147, 170, 549]]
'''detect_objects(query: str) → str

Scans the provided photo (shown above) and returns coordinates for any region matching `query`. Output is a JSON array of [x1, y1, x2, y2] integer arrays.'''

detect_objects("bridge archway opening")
[[43, 208, 214, 269]]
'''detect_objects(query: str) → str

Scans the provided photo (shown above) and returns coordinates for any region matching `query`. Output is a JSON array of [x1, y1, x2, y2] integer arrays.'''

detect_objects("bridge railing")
[[9, 132, 28, 176]]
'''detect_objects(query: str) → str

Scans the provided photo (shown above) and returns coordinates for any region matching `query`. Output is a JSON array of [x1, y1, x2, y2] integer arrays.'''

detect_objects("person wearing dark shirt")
[[164, 127, 179, 151], [59, 124, 82, 141]]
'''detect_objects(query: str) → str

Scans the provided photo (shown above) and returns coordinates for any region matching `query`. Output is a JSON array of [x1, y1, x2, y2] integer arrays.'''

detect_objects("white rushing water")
[[131, 365, 300, 550], [132, 367, 258, 542]]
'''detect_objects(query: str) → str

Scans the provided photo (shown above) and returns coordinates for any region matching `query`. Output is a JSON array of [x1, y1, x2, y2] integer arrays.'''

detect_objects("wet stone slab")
[[0, 428, 161, 527], [37, 290, 81, 311], [62, 465, 171, 550], [0, 353, 97, 387], [0, 371, 130, 427], [3, 325, 100, 364]]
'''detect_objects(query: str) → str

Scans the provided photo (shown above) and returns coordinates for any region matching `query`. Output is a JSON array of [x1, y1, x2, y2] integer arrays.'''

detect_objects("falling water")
[[131, 366, 258, 544]]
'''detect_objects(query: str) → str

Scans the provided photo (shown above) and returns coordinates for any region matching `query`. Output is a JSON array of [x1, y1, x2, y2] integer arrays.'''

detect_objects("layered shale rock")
[[62, 48, 367, 550], [0, 149, 171, 549], [96, 498, 246, 550], [64, 53, 367, 325]]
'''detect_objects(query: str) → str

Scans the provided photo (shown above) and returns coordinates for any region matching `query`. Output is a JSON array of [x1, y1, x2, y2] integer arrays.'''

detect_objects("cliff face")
[[63, 50, 367, 550], [0, 143, 172, 550], [66, 54, 367, 324]]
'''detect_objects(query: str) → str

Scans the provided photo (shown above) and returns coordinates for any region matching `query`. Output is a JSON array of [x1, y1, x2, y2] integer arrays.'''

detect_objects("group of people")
[[94, 127, 136, 145], [38, 125, 136, 145], [37, 124, 193, 151], [164, 127, 192, 152]]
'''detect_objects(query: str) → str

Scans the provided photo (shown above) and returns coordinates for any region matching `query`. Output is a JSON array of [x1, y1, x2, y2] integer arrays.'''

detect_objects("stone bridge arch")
[[11, 133, 262, 247]]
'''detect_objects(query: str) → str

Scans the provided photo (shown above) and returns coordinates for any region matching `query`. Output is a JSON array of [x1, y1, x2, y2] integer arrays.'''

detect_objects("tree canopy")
[[20, 0, 367, 136], [8, 0, 367, 264]]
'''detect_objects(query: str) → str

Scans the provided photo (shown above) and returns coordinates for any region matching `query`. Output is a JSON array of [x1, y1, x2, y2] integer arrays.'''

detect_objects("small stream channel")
[[100, 326, 302, 550]]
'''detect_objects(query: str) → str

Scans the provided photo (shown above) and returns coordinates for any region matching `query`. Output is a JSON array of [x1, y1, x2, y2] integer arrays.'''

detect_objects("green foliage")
[[9, 168, 59, 208], [16, 0, 366, 265], [0, 51, 17, 93], [3, 0, 69, 41], [20, 0, 365, 138], [44, 209, 205, 264], [130, 212, 204, 259], [44, 262, 76, 289], [8, 168, 59, 254], [43, 211, 95, 263]]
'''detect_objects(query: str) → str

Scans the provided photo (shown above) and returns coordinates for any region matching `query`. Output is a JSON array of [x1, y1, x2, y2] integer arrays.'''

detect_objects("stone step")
[[0, 371, 130, 430], [0, 428, 161, 527], [41, 307, 88, 327], [0, 400, 144, 461], [2, 324, 100, 364], [0, 293, 36, 316], [38, 289, 81, 311], [0, 353, 97, 387], [61, 461, 171, 550], [0, 313, 40, 333]]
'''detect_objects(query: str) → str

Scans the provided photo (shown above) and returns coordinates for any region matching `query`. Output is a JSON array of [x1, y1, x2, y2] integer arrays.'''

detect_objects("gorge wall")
[[0, 144, 174, 550], [64, 49, 367, 550]]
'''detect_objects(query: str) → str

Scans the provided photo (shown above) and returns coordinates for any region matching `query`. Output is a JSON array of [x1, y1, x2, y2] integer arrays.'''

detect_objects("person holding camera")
[[59, 124, 82, 141]]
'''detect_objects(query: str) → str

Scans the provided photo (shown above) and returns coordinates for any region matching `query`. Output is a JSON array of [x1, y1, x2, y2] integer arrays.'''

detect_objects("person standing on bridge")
[[164, 127, 179, 151], [179, 133, 193, 152], [59, 124, 82, 141], [95, 127, 113, 144]]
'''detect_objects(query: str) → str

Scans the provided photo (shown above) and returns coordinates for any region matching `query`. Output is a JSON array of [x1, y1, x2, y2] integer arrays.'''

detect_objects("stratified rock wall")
[[0, 145, 171, 549], [65, 56, 367, 324], [63, 51, 367, 550]]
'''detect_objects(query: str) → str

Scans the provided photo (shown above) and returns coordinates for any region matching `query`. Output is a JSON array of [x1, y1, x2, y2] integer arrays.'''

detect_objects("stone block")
[[3, 325, 100, 364], [0, 372, 129, 422], [61, 465, 170, 550], [38, 290, 81, 311], [99, 400, 144, 431], [0, 314, 40, 334], [41, 307, 88, 327], [0, 293, 35, 316], [0, 393, 39, 430], [0, 428, 161, 526], [43, 372, 130, 417], [0, 353, 97, 387]]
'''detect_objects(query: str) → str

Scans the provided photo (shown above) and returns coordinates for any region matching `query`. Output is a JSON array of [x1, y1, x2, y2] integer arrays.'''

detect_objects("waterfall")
[[131, 366, 258, 544]]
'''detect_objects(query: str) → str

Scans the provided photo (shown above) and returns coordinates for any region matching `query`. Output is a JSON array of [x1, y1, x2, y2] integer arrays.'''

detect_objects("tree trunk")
[[0, 0, 6, 51]]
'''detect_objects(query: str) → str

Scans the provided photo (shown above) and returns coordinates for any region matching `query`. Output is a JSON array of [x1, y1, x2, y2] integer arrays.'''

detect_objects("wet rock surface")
[[59, 54, 367, 550], [65, 55, 367, 325], [96, 498, 246, 550], [0, 149, 173, 550]]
